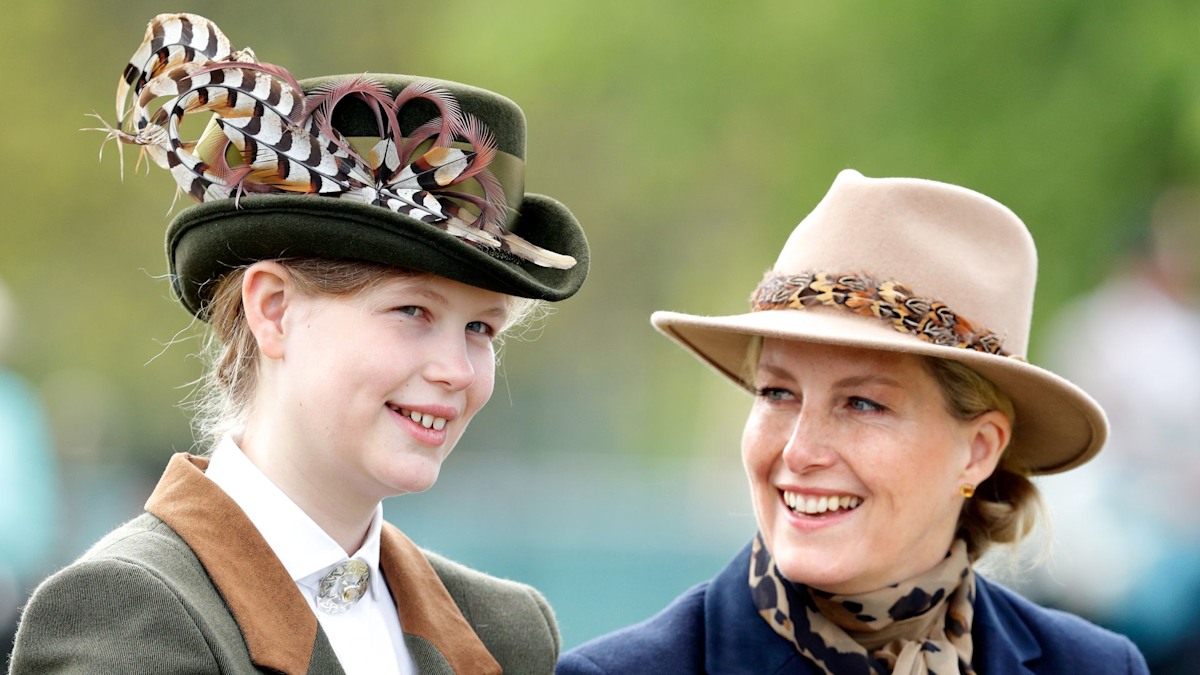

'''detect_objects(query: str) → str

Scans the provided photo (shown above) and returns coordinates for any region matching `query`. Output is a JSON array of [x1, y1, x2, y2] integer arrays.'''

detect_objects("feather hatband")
[[94, 13, 575, 270], [751, 272, 1010, 356]]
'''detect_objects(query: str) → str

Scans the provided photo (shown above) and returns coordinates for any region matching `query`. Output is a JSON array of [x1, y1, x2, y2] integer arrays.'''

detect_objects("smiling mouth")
[[783, 490, 862, 516], [387, 404, 448, 431]]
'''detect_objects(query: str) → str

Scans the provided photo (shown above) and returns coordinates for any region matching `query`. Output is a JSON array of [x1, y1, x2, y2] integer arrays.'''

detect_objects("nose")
[[780, 409, 837, 473], [424, 333, 477, 391]]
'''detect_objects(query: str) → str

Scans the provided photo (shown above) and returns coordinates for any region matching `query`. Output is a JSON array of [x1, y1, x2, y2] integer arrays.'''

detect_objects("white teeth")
[[397, 408, 448, 431], [783, 491, 862, 516]]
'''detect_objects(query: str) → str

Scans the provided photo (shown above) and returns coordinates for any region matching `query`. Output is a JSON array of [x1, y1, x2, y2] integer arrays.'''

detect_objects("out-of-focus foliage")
[[3, 0, 1200, 463], [6, 0, 1200, 657]]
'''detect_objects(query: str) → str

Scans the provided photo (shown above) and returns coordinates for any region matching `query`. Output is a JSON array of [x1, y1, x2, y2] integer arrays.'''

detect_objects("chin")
[[770, 534, 865, 593], [376, 461, 443, 497], [775, 556, 853, 592]]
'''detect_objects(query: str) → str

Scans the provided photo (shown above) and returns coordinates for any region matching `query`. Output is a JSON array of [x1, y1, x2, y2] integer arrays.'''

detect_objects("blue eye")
[[466, 320, 496, 337], [757, 387, 794, 402], [848, 397, 883, 412], [395, 306, 425, 317]]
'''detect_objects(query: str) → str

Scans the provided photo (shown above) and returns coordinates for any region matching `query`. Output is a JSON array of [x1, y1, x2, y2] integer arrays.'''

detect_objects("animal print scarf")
[[749, 534, 976, 675]]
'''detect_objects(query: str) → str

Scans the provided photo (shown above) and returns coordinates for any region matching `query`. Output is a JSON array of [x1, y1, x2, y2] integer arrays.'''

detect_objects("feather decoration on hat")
[[90, 12, 575, 269], [751, 271, 1009, 355]]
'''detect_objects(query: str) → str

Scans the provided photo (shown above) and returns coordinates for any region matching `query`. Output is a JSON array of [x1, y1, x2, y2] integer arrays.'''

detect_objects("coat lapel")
[[704, 541, 817, 674], [308, 630, 344, 675], [972, 576, 1040, 674], [145, 453, 334, 675], [379, 524, 501, 675]]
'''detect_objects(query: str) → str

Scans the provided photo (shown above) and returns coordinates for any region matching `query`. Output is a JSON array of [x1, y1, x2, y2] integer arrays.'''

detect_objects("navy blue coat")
[[558, 541, 1148, 674]]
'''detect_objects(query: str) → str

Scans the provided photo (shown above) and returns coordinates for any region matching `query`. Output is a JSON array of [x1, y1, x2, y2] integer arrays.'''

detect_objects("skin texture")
[[239, 261, 509, 554], [743, 339, 1009, 595]]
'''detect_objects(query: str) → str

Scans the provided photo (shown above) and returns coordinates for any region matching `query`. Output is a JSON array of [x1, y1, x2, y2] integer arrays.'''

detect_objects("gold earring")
[[960, 484, 975, 498]]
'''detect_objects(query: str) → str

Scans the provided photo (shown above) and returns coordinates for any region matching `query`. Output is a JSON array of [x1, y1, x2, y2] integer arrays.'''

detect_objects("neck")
[[237, 425, 379, 555]]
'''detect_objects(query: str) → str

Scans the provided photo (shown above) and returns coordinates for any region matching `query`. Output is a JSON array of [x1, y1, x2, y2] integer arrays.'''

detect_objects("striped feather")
[[117, 13, 231, 122], [95, 12, 578, 270]]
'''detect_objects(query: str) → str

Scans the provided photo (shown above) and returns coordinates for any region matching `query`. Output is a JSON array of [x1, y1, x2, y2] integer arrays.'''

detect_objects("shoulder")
[[29, 513, 207, 598], [558, 582, 708, 675], [11, 514, 227, 672], [976, 576, 1149, 674], [63, 512, 216, 593], [79, 512, 195, 561], [423, 549, 558, 635], [423, 549, 561, 674]]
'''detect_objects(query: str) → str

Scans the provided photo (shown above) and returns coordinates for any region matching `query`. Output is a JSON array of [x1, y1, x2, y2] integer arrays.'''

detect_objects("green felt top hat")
[[106, 14, 588, 317]]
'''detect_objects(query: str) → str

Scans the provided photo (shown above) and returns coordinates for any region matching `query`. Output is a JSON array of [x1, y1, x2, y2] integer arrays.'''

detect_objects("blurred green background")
[[3, 0, 1200, 661]]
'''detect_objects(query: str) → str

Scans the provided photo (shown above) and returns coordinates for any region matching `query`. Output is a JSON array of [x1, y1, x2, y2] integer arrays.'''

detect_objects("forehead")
[[757, 339, 928, 380]]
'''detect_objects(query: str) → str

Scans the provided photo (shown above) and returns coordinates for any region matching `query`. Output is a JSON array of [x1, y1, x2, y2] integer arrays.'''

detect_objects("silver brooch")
[[316, 559, 370, 615]]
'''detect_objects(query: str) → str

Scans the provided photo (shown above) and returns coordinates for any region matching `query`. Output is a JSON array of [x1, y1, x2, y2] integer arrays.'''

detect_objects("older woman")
[[559, 170, 1147, 674], [11, 13, 587, 675]]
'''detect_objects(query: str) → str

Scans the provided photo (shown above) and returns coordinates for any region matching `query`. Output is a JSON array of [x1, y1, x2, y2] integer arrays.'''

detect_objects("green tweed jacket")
[[9, 454, 559, 674]]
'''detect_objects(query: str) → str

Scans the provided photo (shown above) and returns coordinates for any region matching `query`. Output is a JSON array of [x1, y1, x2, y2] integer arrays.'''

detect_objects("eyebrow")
[[835, 374, 905, 389], [409, 286, 508, 319], [477, 305, 509, 320], [756, 363, 904, 390], [411, 287, 449, 305], [756, 363, 794, 382]]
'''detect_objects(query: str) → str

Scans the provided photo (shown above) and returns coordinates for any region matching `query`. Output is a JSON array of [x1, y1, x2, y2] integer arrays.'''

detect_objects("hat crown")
[[652, 169, 1107, 474], [309, 74, 527, 158], [102, 13, 588, 313], [774, 169, 1038, 357]]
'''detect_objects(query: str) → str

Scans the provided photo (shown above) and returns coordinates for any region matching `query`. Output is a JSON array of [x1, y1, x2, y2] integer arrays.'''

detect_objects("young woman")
[[11, 13, 587, 675], [559, 170, 1147, 674]]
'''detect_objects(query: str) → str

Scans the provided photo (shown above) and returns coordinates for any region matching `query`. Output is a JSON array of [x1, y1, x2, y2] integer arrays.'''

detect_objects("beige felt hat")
[[652, 169, 1107, 475]]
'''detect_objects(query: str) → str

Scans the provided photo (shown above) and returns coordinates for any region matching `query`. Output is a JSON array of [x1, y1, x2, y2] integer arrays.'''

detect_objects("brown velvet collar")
[[144, 453, 500, 675]]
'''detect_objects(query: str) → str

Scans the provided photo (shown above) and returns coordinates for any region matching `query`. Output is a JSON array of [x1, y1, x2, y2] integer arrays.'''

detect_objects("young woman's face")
[[743, 339, 994, 594], [271, 274, 507, 502]]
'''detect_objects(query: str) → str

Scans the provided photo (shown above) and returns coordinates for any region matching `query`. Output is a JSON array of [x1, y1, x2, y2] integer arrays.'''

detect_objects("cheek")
[[740, 414, 778, 484], [874, 433, 964, 506], [467, 353, 498, 412]]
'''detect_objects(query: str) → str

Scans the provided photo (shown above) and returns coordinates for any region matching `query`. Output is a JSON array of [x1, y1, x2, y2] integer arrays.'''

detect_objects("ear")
[[961, 410, 1011, 486], [242, 261, 292, 360]]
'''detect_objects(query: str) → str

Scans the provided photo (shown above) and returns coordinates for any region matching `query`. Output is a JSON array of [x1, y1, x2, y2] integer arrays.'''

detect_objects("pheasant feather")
[[92, 12, 577, 270]]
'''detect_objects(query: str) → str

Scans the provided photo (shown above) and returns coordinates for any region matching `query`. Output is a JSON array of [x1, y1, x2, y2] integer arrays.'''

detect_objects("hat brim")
[[652, 308, 1106, 475], [168, 191, 589, 316]]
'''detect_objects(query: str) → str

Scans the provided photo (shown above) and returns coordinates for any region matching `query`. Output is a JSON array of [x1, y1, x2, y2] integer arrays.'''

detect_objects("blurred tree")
[[5, 0, 1200, 655], [1, 0, 1198, 466]]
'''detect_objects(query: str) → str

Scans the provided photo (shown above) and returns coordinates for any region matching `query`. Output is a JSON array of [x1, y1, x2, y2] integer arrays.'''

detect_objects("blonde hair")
[[191, 258, 538, 447], [922, 357, 1042, 561]]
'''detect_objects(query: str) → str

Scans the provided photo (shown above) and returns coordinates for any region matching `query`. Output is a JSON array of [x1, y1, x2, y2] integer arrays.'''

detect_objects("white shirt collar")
[[203, 437, 412, 674], [204, 436, 384, 600]]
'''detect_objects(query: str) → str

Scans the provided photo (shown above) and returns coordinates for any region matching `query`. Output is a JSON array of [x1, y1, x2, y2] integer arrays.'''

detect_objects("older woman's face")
[[743, 339, 1003, 594]]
